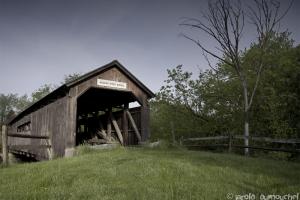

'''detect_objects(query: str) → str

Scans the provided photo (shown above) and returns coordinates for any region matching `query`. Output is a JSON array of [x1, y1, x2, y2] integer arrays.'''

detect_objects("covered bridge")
[[5, 60, 154, 160]]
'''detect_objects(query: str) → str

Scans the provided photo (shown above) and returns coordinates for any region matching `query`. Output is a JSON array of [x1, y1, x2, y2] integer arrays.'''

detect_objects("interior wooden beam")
[[110, 112, 124, 145], [126, 110, 142, 143], [123, 103, 129, 145], [106, 108, 112, 140]]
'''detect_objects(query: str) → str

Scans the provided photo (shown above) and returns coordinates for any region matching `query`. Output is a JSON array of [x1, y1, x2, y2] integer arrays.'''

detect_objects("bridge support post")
[[2, 125, 8, 166]]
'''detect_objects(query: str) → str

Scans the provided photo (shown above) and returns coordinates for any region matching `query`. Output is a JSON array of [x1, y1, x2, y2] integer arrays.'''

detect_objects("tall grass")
[[0, 148, 299, 200]]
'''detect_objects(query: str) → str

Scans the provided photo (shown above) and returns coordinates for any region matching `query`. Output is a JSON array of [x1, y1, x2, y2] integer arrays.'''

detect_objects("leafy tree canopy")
[[151, 32, 300, 141]]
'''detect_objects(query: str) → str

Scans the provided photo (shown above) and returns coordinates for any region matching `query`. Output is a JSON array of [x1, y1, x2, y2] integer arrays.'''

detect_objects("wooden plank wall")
[[8, 96, 68, 159], [74, 67, 148, 106]]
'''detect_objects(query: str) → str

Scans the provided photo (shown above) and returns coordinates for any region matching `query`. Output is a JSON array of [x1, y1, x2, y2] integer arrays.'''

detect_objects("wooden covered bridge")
[[2, 60, 154, 161]]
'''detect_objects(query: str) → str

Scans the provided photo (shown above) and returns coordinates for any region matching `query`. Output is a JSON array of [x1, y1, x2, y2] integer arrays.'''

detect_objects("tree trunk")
[[244, 110, 249, 155], [242, 80, 250, 156]]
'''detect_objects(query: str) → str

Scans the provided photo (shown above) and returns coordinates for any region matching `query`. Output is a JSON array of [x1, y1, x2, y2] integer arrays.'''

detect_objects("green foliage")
[[31, 84, 55, 104], [0, 93, 31, 126], [244, 32, 300, 138], [15, 94, 30, 113], [62, 73, 81, 84], [151, 64, 243, 140], [150, 101, 205, 141], [151, 32, 300, 140], [0, 84, 53, 127], [0, 148, 299, 199], [0, 94, 18, 125], [151, 66, 208, 141]]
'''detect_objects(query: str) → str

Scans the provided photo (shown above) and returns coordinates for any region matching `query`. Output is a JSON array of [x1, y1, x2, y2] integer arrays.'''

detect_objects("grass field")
[[0, 147, 299, 200]]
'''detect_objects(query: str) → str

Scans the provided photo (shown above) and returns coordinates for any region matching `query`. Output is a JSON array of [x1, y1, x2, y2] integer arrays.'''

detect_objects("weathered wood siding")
[[74, 67, 148, 104], [8, 96, 68, 159]]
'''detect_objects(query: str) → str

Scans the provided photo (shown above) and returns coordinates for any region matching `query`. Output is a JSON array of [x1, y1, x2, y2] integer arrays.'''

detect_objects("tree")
[[153, 31, 299, 154], [0, 93, 32, 126], [31, 84, 54, 103], [180, 0, 292, 155], [0, 94, 18, 125], [248, 36, 300, 138], [15, 94, 30, 112], [158, 65, 202, 115], [153, 66, 208, 141], [62, 73, 81, 84]]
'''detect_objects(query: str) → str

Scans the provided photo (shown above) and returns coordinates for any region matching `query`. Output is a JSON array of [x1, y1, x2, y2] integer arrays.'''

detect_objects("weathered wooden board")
[[8, 96, 68, 159], [126, 110, 141, 143]]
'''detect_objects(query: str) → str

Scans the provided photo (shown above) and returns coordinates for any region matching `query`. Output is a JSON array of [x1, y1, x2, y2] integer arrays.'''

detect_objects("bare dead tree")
[[180, 0, 292, 155]]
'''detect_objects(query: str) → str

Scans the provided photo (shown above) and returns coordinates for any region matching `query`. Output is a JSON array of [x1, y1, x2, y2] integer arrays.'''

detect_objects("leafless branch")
[[247, 0, 293, 110], [180, 0, 292, 114], [179, 33, 233, 67], [202, 50, 219, 72]]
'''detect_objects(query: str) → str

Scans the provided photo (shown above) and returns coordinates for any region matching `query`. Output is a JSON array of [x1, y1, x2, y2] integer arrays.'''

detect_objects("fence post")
[[179, 136, 183, 146], [170, 121, 176, 144], [2, 125, 8, 166], [228, 133, 232, 153]]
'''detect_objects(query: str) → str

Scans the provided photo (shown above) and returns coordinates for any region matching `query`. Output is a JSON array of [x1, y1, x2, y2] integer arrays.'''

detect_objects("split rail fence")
[[180, 134, 300, 154]]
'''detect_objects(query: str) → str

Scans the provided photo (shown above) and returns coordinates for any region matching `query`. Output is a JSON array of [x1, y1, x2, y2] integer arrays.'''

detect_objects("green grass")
[[0, 147, 299, 200]]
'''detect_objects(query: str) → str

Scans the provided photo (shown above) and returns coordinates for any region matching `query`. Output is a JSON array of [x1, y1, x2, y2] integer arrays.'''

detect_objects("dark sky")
[[1, 0, 300, 95]]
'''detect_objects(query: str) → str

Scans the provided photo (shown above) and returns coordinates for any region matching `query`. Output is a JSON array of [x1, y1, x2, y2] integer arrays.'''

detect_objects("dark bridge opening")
[[12, 153, 38, 163], [76, 87, 141, 146]]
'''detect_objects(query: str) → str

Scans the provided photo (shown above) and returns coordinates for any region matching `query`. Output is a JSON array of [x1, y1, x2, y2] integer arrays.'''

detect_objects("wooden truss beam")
[[126, 110, 142, 143], [110, 112, 124, 145]]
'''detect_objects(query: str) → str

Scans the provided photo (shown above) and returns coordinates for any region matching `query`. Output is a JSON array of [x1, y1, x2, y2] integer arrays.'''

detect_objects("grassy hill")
[[0, 147, 299, 200]]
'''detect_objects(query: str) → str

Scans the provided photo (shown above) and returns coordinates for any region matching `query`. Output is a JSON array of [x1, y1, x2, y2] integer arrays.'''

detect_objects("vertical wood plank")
[[71, 92, 77, 148], [140, 101, 150, 142], [47, 137, 53, 160], [123, 104, 129, 145], [107, 108, 112, 140], [2, 125, 8, 166]]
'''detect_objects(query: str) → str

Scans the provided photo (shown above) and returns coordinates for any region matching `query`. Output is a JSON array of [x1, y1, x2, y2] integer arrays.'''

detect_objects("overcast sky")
[[1, 0, 300, 96]]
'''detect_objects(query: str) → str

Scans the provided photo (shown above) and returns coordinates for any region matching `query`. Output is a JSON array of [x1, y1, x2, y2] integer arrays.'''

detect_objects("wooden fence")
[[180, 134, 300, 154]]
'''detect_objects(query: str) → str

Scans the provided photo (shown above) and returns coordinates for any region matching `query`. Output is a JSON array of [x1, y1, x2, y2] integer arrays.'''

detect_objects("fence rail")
[[180, 135, 300, 154], [182, 136, 228, 141], [234, 135, 300, 144]]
